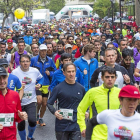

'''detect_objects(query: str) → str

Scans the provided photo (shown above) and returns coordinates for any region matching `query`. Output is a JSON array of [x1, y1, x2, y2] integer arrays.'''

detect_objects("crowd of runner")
[[0, 17, 140, 140]]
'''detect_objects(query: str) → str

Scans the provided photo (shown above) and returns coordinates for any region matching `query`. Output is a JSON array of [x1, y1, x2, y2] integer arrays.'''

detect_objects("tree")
[[45, 0, 65, 14], [0, 0, 40, 32], [92, 0, 111, 18]]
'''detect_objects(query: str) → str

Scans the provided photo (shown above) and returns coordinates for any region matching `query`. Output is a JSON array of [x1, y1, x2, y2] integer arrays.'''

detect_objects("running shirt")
[[90, 64, 130, 88], [136, 61, 140, 69], [12, 67, 43, 106], [8, 73, 22, 90], [97, 109, 140, 140], [1, 52, 11, 64]]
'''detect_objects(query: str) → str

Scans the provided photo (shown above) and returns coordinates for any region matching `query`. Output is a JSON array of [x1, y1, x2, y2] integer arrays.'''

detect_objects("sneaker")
[[27, 137, 35, 140], [39, 118, 46, 126], [36, 114, 39, 124]]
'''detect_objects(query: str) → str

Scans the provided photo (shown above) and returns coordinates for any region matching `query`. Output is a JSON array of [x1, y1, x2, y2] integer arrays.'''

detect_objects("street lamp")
[[119, 0, 124, 31], [110, 0, 115, 30]]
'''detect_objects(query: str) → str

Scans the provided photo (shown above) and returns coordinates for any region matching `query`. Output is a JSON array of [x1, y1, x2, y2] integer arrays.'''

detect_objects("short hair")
[[31, 43, 38, 48], [101, 66, 117, 77], [32, 37, 37, 41], [67, 35, 74, 40], [57, 40, 64, 46], [75, 38, 81, 42], [82, 37, 90, 42], [18, 40, 25, 46], [19, 54, 30, 62], [61, 53, 72, 61], [63, 63, 76, 72], [101, 34, 106, 38], [94, 39, 101, 44], [122, 48, 133, 59], [107, 42, 115, 48], [104, 48, 115, 56], [26, 30, 31, 34], [119, 39, 127, 45], [47, 43, 53, 47], [84, 44, 95, 55]]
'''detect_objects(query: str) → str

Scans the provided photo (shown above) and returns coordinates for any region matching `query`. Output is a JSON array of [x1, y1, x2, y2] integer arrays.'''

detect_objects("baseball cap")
[[39, 44, 47, 50], [0, 67, 8, 76], [0, 59, 8, 65], [59, 28, 62, 31], [117, 28, 121, 31], [49, 36, 54, 39], [65, 44, 72, 49], [118, 85, 140, 99], [7, 39, 13, 43], [44, 32, 49, 35]]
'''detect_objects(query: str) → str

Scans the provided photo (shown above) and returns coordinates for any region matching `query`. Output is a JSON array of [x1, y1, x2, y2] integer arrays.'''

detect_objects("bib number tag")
[[23, 91, 32, 99], [98, 62, 104, 67], [114, 82, 119, 88], [0, 113, 14, 127], [59, 109, 73, 121]]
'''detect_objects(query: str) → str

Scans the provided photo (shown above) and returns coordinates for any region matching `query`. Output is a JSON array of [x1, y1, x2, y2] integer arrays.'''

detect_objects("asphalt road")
[[17, 108, 85, 140]]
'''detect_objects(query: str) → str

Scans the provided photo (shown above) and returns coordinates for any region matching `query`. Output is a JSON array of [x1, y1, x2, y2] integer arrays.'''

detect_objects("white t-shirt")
[[134, 32, 140, 40], [1, 53, 11, 64], [12, 67, 43, 106], [97, 109, 140, 140]]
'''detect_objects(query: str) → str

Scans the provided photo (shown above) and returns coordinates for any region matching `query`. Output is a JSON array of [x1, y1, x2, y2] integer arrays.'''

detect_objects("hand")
[[123, 74, 130, 84], [35, 84, 41, 90], [0, 124, 3, 131], [83, 68, 87, 75], [45, 70, 50, 76], [85, 112, 89, 119], [22, 83, 26, 90], [18, 110, 28, 120], [81, 129, 86, 137], [134, 83, 139, 90], [54, 110, 63, 120]]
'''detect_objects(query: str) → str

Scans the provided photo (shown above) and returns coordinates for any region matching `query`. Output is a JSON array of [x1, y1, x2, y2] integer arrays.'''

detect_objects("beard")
[[47, 50, 53, 56]]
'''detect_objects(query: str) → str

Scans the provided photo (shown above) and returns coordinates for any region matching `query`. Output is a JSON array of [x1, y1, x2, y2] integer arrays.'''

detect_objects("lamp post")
[[119, 0, 122, 31], [110, 0, 115, 30]]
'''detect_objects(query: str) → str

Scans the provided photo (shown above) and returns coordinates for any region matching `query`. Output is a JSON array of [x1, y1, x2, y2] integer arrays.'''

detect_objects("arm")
[[90, 68, 100, 88], [49, 74, 58, 92], [77, 90, 91, 135], [76, 68, 84, 87], [134, 68, 140, 77], [86, 116, 99, 140], [10, 53, 15, 71]]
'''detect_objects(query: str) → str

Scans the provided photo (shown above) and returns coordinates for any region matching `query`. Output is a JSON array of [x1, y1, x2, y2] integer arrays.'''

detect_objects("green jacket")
[[77, 84, 120, 140]]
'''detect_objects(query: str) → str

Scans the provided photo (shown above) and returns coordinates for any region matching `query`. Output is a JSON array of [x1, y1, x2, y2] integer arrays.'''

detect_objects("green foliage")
[[93, 0, 111, 18], [45, 0, 65, 14]]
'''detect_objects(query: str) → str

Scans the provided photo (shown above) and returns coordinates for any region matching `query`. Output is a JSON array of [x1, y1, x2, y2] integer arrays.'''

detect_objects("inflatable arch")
[[55, 5, 93, 20]]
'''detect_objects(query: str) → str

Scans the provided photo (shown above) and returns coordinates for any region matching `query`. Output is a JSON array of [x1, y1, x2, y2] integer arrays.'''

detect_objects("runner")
[[30, 44, 56, 126], [12, 54, 44, 140], [0, 58, 23, 99], [77, 66, 120, 140], [50, 53, 84, 92], [0, 66, 27, 140], [86, 85, 140, 140], [47, 63, 85, 140]]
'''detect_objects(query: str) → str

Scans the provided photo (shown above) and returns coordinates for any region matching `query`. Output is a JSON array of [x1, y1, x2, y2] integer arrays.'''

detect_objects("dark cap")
[[0, 58, 8, 65], [44, 32, 49, 35], [0, 67, 8, 76], [18, 37, 24, 40]]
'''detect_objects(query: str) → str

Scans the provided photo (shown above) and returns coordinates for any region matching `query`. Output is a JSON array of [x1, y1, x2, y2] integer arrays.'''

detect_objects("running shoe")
[[36, 114, 39, 124], [39, 118, 46, 126], [27, 137, 35, 140]]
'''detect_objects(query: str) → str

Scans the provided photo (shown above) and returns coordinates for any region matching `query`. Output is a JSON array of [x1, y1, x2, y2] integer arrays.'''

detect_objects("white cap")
[[49, 35, 54, 39], [39, 44, 47, 50], [65, 44, 72, 49], [117, 28, 121, 31]]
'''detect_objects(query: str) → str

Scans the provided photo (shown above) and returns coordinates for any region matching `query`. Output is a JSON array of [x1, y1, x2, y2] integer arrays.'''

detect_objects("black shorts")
[[36, 90, 49, 98]]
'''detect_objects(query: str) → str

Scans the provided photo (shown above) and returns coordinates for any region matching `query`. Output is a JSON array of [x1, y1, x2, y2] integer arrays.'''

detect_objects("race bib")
[[59, 109, 73, 121], [114, 82, 119, 88], [98, 62, 104, 67], [0, 113, 14, 127], [23, 91, 32, 99]]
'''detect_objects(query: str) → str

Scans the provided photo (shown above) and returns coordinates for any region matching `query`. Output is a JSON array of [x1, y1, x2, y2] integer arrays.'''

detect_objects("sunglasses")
[[1, 64, 8, 68]]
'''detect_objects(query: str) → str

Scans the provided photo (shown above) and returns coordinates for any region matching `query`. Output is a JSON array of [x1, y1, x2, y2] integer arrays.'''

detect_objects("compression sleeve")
[[86, 116, 99, 140], [47, 103, 56, 115]]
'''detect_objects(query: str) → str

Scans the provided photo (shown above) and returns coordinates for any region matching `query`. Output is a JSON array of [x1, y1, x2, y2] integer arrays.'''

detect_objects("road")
[[17, 108, 85, 140]]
